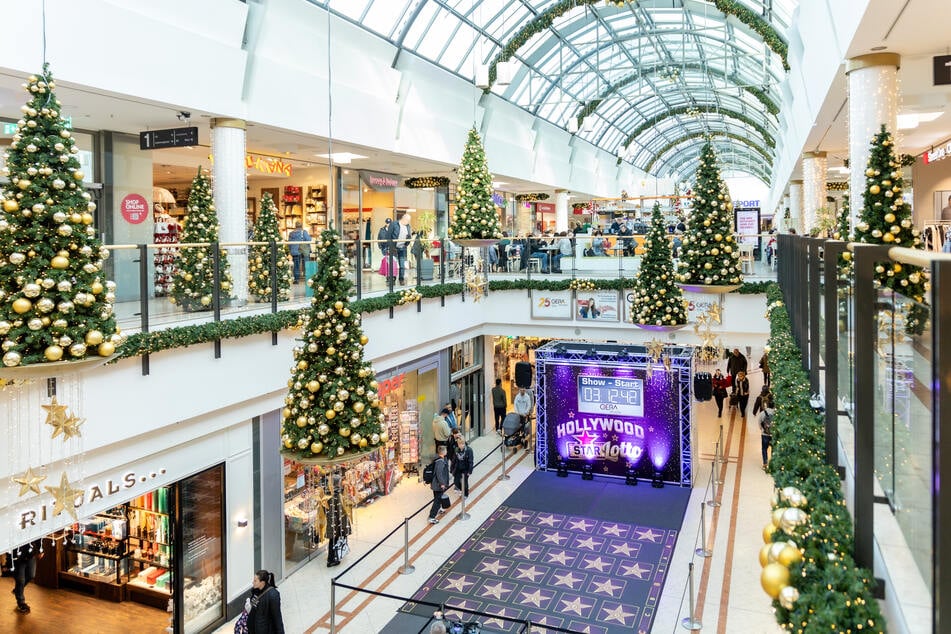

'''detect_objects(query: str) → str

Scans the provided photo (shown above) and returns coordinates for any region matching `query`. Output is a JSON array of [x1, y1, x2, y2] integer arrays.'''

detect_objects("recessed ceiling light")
[[315, 152, 367, 164], [871, 46, 887, 51]]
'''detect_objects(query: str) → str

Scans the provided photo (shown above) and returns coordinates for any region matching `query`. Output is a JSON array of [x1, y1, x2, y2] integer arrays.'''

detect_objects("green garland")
[[514, 193, 550, 202], [118, 279, 769, 360], [763, 283, 885, 632], [644, 132, 772, 173], [488, 0, 788, 88], [623, 105, 775, 150]]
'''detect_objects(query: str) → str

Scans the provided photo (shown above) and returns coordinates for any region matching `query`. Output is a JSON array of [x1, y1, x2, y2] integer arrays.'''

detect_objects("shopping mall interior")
[[0, 0, 948, 633]]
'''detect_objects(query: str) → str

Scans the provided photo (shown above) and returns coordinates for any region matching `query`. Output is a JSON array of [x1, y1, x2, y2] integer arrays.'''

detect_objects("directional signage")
[[139, 126, 199, 150]]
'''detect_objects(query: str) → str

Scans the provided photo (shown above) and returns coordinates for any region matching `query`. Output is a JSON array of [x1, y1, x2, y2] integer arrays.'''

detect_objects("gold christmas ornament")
[[760, 563, 790, 599], [97, 341, 115, 357], [777, 545, 802, 567], [12, 298, 32, 313], [778, 585, 800, 610], [44, 345, 64, 361], [310, 441, 324, 454], [325, 409, 336, 420], [763, 523, 777, 543], [759, 543, 772, 567]]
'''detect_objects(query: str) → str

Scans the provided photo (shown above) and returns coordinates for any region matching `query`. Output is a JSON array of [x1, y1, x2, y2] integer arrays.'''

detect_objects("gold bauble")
[[884, 213, 896, 223], [763, 523, 777, 543], [865, 168, 875, 177], [73, 170, 84, 180], [778, 585, 800, 610], [85, 330, 104, 346], [777, 545, 803, 567], [842, 251, 851, 261], [297, 360, 308, 370], [326, 346, 336, 356], [759, 544, 772, 567], [882, 232, 895, 243], [97, 341, 115, 357], [200, 296, 212, 306], [371, 399, 381, 409], [17, 179, 31, 190], [2, 199, 18, 212], [282, 408, 292, 419], [306, 380, 320, 393], [184, 273, 193, 281], [780, 508, 809, 532], [771, 508, 786, 527], [90, 282, 104, 294], [359, 335, 369, 345], [50, 255, 69, 269], [296, 416, 307, 427], [379, 431, 388, 443], [334, 300, 344, 310], [339, 426, 351, 437], [353, 402, 365, 413], [325, 409, 336, 420], [359, 438, 368, 448], [81, 212, 94, 225], [869, 184, 881, 195], [767, 541, 787, 563], [310, 441, 324, 454], [760, 563, 790, 599], [12, 298, 32, 314], [283, 438, 293, 449], [44, 345, 64, 361]]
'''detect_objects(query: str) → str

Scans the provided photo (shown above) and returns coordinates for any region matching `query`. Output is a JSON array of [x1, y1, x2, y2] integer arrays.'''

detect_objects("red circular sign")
[[120, 193, 149, 224]]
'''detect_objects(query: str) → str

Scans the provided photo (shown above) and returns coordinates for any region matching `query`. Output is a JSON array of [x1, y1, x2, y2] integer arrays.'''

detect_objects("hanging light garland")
[[404, 176, 450, 189], [515, 193, 550, 203]]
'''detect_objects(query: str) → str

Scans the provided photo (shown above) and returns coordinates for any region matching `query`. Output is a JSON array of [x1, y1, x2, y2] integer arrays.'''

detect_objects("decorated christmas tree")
[[835, 193, 853, 278], [0, 66, 121, 367], [677, 142, 742, 287], [853, 125, 928, 333], [248, 193, 292, 302], [281, 230, 386, 459], [169, 168, 233, 311], [448, 127, 503, 241], [631, 202, 687, 326]]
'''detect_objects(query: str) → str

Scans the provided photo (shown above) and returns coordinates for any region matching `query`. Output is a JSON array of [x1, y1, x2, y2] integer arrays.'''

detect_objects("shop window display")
[[180, 466, 225, 632]]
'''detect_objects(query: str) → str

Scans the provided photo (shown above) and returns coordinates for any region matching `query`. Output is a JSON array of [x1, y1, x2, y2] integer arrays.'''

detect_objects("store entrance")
[[457, 371, 485, 438], [0, 465, 226, 634]]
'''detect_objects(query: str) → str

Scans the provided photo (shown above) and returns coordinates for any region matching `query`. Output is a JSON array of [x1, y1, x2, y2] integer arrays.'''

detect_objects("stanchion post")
[[498, 444, 511, 481], [680, 561, 703, 630], [707, 460, 721, 508], [458, 493, 471, 521], [330, 580, 337, 634], [398, 517, 415, 574], [695, 502, 712, 558], [714, 441, 724, 485]]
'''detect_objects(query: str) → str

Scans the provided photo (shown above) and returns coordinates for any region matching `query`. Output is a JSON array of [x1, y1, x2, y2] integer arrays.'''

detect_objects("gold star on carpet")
[[551, 571, 583, 588], [602, 603, 637, 625], [559, 595, 592, 616], [619, 562, 650, 578], [13, 467, 46, 497], [42, 396, 69, 429], [591, 578, 623, 597], [44, 472, 84, 521], [518, 587, 551, 608], [611, 542, 637, 557], [479, 581, 509, 600], [635, 527, 662, 542]]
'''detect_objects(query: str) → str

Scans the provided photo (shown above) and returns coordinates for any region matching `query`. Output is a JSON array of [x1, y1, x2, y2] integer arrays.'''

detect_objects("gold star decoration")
[[42, 397, 84, 440], [62, 413, 85, 439], [465, 268, 486, 302], [13, 467, 46, 497], [645, 338, 665, 364], [44, 472, 84, 521], [708, 302, 722, 324], [41, 396, 69, 428]]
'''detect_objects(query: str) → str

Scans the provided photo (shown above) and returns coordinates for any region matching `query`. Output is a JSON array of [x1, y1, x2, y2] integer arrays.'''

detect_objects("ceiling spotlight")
[[567, 118, 579, 134], [177, 111, 191, 122]]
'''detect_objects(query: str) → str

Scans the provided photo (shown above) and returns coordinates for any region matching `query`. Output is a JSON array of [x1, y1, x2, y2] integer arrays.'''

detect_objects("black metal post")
[[852, 243, 887, 571], [570, 236, 576, 280], [211, 241, 222, 359], [798, 238, 809, 370], [440, 242, 446, 307], [460, 248, 466, 303], [355, 233, 363, 300], [269, 240, 278, 346], [808, 238, 821, 394], [416, 243, 422, 312], [137, 244, 150, 376], [823, 241, 845, 467], [933, 258, 951, 634]]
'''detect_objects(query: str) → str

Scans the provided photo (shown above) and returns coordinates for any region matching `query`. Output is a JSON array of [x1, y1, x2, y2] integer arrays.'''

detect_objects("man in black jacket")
[[428, 445, 451, 524], [11, 540, 43, 613], [726, 348, 748, 386]]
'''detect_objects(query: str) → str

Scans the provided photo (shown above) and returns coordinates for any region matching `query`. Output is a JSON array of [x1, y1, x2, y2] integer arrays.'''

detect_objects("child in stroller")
[[501, 412, 528, 452]]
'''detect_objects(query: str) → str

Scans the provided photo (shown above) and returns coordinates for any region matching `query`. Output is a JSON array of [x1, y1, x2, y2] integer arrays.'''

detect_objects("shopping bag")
[[378, 255, 396, 277], [440, 494, 452, 510], [233, 611, 249, 634]]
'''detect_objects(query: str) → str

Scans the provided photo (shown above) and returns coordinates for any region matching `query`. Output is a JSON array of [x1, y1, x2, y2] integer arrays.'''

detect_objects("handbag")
[[234, 610, 249, 634], [440, 493, 452, 510], [729, 393, 739, 407], [335, 538, 350, 559]]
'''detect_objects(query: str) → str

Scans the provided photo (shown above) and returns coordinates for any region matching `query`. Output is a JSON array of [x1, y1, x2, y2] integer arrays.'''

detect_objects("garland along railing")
[[769, 233, 951, 633]]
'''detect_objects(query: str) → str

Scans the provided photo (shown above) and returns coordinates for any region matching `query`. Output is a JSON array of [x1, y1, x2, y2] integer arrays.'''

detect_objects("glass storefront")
[[180, 465, 226, 633], [450, 337, 485, 438]]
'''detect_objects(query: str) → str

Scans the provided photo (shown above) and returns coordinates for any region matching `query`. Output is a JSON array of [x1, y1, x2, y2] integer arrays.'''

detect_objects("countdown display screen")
[[541, 362, 682, 481]]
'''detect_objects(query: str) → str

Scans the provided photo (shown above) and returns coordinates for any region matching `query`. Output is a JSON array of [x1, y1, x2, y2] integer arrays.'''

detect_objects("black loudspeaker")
[[515, 362, 533, 389]]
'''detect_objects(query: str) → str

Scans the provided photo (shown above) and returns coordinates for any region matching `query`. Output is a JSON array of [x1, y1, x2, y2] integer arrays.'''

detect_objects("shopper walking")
[[377, 218, 392, 254], [443, 402, 459, 431], [759, 397, 775, 470], [726, 348, 748, 386], [386, 212, 412, 284], [711, 369, 730, 418], [490, 379, 507, 433], [734, 370, 751, 419], [759, 350, 771, 387], [247, 570, 284, 634], [10, 539, 43, 614], [514, 388, 533, 424], [288, 222, 311, 284], [325, 474, 350, 568], [432, 409, 451, 453], [451, 435, 475, 498], [751, 385, 772, 418], [428, 446, 451, 524]]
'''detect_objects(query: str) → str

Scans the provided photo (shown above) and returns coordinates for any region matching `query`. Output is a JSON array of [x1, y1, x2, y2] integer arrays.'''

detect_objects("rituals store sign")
[[18, 466, 168, 530]]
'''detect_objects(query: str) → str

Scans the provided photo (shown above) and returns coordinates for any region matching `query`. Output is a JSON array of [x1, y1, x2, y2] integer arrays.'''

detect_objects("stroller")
[[501, 412, 527, 451]]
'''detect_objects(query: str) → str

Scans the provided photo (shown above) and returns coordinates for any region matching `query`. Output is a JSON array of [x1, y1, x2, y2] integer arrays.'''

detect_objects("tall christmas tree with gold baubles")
[[0, 66, 121, 367], [448, 127, 503, 241], [169, 168, 233, 311], [631, 202, 687, 327], [853, 125, 929, 334], [248, 192, 292, 302], [281, 230, 386, 459], [677, 141, 742, 287]]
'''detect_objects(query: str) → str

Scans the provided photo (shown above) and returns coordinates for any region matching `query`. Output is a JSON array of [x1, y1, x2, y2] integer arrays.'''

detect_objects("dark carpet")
[[382, 471, 690, 634]]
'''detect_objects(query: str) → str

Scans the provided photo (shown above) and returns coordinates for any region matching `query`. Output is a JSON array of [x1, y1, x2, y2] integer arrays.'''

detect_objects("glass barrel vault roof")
[[313, 0, 797, 183]]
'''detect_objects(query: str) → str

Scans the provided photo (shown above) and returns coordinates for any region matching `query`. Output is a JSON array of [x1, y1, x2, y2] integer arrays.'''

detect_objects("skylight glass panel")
[[402, 2, 440, 51], [361, 0, 414, 39], [413, 7, 462, 62]]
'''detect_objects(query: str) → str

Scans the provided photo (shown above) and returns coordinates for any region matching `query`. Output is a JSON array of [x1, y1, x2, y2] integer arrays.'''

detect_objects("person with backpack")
[[451, 435, 475, 498], [759, 397, 775, 471], [751, 385, 772, 418], [427, 445, 451, 524]]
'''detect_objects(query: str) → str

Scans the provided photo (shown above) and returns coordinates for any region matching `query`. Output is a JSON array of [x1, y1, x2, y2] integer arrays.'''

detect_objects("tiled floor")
[[213, 351, 784, 634]]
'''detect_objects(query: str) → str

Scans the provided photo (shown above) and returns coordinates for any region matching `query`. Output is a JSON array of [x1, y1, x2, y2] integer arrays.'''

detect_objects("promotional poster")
[[574, 290, 619, 322]]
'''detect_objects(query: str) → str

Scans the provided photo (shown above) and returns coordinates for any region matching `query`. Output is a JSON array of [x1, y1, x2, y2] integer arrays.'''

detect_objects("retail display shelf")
[[127, 577, 171, 595], [128, 535, 171, 547], [68, 546, 125, 560], [129, 506, 169, 517]]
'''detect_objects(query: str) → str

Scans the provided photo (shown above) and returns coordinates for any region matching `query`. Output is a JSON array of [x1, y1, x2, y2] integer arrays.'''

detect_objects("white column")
[[211, 118, 249, 305], [788, 181, 803, 234], [777, 194, 790, 232], [846, 53, 900, 228], [802, 151, 828, 234], [554, 190, 569, 233]]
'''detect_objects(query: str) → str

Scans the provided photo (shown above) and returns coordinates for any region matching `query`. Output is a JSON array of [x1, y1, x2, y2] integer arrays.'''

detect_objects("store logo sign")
[[377, 373, 405, 399], [925, 142, 951, 164], [246, 155, 293, 176], [18, 467, 167, 530]]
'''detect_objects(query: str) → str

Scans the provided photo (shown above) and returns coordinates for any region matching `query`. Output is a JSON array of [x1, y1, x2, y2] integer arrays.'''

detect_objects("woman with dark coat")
[[325, 474, 351, 568], [248, 570, 284, 634], [451, 435, 475, 498]]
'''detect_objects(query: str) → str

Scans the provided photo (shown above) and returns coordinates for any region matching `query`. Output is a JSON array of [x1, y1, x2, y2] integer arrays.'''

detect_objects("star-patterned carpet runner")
[[390, 471, 690, 633]]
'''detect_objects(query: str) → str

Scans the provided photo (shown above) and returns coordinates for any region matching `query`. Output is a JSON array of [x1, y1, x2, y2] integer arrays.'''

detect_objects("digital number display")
[[577, 376, 644, 418]]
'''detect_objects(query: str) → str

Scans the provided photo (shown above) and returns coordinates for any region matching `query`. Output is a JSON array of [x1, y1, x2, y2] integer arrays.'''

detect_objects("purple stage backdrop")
[[534, 343, 692, 485]]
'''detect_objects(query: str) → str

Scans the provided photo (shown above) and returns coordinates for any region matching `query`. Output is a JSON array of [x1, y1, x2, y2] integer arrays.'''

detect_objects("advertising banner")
[[623, 290, 721, 324], [734, 208, 760, 245], [574, 290, 619, 322], [540, 362, 683, 481], [530, 290, 573, 320]]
